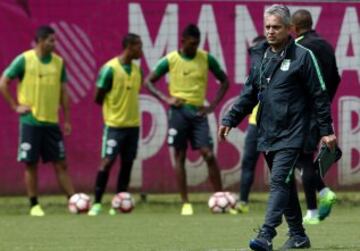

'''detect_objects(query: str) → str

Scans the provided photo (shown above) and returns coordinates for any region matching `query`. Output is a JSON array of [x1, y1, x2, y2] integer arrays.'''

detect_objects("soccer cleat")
[[181, 203, 193, 216], [108, 208, 117, 216], [229, 202, 249, 215], [30, 205, 45, 216], [281, 234, 311, 250], [228, 208, 238, 215], [319, 189, 336, 220], [88, 203, 102, 216], [302, 214, 320, 225], [249, 230, 273, 251], [236, 202, 250, 213]]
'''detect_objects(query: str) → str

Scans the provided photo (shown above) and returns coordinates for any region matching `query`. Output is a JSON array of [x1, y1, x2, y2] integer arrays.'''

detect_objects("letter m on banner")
[[128, 3, 178, 69]]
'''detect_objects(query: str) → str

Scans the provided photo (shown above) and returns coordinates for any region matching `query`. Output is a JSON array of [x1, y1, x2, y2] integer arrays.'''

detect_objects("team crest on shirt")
[[280, 59, 291, 71], [107, 139, 117, 147], [20, 142, 32, 151], [167, 128, 178, 144]]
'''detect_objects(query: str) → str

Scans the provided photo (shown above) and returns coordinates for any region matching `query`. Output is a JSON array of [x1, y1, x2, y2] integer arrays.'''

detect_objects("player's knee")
[[174, 149, 186, 162], [62, 164, 69, 171], [25, 162, 37, 171], [54, 160, 68, 171], [201, 149, 215, 162], [99, 158, 114, 171]]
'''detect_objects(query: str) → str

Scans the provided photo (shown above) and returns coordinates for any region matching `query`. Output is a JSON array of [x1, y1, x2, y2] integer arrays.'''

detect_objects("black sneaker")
[[249, 230, 273, 251], [281, 234, 311, 250]]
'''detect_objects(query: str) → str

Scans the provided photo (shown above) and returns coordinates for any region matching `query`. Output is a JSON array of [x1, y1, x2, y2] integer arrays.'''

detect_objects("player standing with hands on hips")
[[219, 5, 336, 251], [146, 24, 229, 215], [0, 26, 75, 216]]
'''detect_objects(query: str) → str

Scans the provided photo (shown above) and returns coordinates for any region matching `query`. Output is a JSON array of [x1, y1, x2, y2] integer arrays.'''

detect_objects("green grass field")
[[0, 192, 359, 251]]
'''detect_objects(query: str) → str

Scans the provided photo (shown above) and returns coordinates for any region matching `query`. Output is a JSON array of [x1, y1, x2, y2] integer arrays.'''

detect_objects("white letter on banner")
[[336, 7, 360, 80], [130, 95, 167, 188], [235, 5, 258, 84], [129, 3, 178, 69], [197, 4, 227, 74], [338, 96, 360, 185]]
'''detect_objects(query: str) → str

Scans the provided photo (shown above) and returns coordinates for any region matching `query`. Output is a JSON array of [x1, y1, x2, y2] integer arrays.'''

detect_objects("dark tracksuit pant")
[[240, 126, 326, 210], [262, 149, 305, 238], [297, 153, 326, 210], [240, 124, 260, 202]]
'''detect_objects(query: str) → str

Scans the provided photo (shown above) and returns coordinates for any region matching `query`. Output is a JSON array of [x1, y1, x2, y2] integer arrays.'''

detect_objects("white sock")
[[319, 187, 330, 198], [306, 209, 319, 218]]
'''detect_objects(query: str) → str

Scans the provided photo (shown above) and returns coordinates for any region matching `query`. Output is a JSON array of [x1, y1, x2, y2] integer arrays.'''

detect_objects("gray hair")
[[264, 4, 291, 26]]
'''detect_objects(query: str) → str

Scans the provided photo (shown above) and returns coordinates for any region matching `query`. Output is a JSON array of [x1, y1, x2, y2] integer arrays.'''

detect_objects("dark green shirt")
[[96, 66, 114, 91]]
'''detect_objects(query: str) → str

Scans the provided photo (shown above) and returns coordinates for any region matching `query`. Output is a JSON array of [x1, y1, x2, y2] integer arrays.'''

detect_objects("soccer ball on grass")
[[68, 193, 91, 214], [208, 191, 236, 213], [111, 192, 135, 213]]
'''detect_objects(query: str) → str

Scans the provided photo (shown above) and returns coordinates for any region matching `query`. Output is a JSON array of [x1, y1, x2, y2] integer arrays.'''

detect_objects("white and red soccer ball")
[[208, 191, 237, 213], [68, 193, 91, 214], [111, 192, 135, 213]]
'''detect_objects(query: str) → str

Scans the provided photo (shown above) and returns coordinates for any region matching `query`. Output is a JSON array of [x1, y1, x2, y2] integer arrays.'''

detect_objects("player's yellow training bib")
[[18, 50, 63, 123], [102, 58, 141, 127], [248, 104, 259, 125], [167, 50, 208, 106]]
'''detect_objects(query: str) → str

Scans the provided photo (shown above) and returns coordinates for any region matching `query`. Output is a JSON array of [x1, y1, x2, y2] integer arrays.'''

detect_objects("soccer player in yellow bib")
[[145, 24, 229, 215], [88, 33, 143, 216], [0, 26, 75, 216]]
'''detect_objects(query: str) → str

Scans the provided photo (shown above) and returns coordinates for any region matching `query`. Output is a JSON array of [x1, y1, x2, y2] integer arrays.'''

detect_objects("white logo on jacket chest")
[[280, 59, 291, 71]]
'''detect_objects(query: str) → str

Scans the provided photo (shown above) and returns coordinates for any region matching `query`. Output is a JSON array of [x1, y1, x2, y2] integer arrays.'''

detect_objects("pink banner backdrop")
[[0, 0, 359, 194]]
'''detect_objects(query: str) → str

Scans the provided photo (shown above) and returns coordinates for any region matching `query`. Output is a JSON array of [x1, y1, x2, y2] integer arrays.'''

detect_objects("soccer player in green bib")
[[88, 33, 143, 216], [0, 26, 75, 216], [145, 24, 229, 215]]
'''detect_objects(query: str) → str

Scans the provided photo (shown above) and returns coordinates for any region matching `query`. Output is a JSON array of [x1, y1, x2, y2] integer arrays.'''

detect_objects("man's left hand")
[[320, 134, 337, 151]]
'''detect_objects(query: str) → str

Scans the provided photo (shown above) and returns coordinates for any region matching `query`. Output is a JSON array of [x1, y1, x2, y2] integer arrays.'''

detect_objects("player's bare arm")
[[0, 74, 30, 114], [198, 73, 229, 116], [60, 84, 71, 135], [94, 88, 107, 105], [145, 71, 184, 107]]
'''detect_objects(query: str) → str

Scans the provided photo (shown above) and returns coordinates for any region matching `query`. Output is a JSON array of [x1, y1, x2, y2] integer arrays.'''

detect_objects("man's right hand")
[[218, 125, 232, 141], [15, 105, 31, 114], [166, 97, 185, 107]]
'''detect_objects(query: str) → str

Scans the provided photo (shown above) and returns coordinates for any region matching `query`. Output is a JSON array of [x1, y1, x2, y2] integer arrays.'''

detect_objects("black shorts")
[[101, 126, 139, 161], [18, 123, 66, 164], [167, 105, 213, 150]]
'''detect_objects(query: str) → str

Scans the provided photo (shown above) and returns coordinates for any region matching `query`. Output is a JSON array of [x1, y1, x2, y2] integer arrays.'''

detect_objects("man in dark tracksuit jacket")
[[292, 9, 341, 225], [219, 5, 336, 251]]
